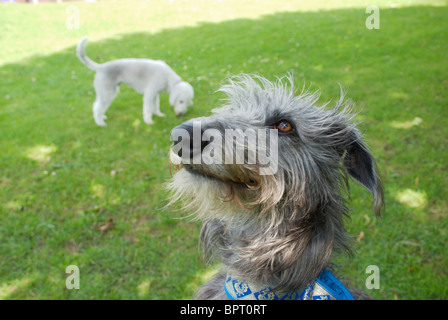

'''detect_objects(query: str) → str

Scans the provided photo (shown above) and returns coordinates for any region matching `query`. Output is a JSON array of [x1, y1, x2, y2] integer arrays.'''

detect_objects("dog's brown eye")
[[274, 120, 293, 133]]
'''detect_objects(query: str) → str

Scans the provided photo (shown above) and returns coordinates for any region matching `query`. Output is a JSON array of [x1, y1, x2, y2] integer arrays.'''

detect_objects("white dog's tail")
[[76, 36, 100, 71]]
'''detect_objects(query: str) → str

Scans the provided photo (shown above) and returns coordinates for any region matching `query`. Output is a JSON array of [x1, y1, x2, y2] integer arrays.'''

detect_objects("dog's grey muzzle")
[[170, 122, 210, 160]]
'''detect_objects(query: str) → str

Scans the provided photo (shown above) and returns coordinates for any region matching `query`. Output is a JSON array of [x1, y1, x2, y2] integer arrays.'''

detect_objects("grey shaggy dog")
[[167, 74, 384, 300]]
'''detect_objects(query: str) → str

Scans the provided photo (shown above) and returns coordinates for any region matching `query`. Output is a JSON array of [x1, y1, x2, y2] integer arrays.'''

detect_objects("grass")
[[0, 0, 447, 299]]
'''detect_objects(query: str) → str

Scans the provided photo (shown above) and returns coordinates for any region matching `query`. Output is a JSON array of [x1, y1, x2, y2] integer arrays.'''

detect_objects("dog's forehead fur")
[[198, 75, 359, 168], [214, 75, 300, 123], [210, 74, 353, 134]]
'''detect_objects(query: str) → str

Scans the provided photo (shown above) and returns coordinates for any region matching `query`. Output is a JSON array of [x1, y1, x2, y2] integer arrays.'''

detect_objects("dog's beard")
[[167, 166, 250, 221], [167, 156, 286, 230]]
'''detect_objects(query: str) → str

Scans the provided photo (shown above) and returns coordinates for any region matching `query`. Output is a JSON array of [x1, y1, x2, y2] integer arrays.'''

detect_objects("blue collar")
[[224, 269, 355, 300]]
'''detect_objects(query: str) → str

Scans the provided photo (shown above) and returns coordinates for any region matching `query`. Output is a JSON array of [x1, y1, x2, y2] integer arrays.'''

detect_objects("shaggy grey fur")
[[167, 74, 384, 300]]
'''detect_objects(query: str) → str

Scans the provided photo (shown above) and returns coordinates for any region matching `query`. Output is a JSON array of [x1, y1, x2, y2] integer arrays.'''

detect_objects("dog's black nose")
[[170, 122, 209, 160]]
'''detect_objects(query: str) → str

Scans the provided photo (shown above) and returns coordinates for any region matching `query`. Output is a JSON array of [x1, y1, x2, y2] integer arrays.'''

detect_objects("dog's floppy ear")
[[170, 82, 194, 107], [169, 85, 181, 106], [344, 130, 384, 217]]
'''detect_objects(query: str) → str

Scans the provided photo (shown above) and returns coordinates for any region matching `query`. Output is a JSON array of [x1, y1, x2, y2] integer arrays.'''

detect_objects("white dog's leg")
[[93, 93, 116, 126], [93, 76, 118, 126], [154, 94, 165, 117], [143, 91, 157, 124], [93, 98, 108, 126]]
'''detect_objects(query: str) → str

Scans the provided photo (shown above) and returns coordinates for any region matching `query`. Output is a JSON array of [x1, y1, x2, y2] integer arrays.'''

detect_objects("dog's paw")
[[155, 112, 166, 117], [95, 121, 107, 127], [94, 116, 107, 126], [93, 113, 107, 126], [144, 115, 154, 124]]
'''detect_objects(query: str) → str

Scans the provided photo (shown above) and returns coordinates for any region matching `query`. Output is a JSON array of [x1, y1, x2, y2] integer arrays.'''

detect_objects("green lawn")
[[0, 0, 447, 299]]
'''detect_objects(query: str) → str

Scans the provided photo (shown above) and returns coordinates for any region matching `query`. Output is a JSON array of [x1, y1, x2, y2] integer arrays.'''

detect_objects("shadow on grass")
[[0, 5, 447, 299]]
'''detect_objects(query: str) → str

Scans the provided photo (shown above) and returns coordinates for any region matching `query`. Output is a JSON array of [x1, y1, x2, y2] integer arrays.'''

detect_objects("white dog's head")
[[169, 81, 194, 116]]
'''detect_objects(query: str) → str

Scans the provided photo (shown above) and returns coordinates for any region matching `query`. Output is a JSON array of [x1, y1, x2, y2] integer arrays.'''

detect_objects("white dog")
[[76, 37, 194, 126]]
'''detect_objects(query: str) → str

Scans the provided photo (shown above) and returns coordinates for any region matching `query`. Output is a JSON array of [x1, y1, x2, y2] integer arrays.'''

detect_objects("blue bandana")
[[224, 269, 355, 300]]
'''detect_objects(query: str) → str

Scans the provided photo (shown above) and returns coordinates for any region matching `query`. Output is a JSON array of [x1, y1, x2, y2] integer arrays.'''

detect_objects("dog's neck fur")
[[199, 189, 351, 293], [167, 74, 183, 93]]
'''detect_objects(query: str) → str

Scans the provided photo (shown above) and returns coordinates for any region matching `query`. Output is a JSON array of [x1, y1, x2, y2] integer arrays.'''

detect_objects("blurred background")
[[0, 0, 446, 299]]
